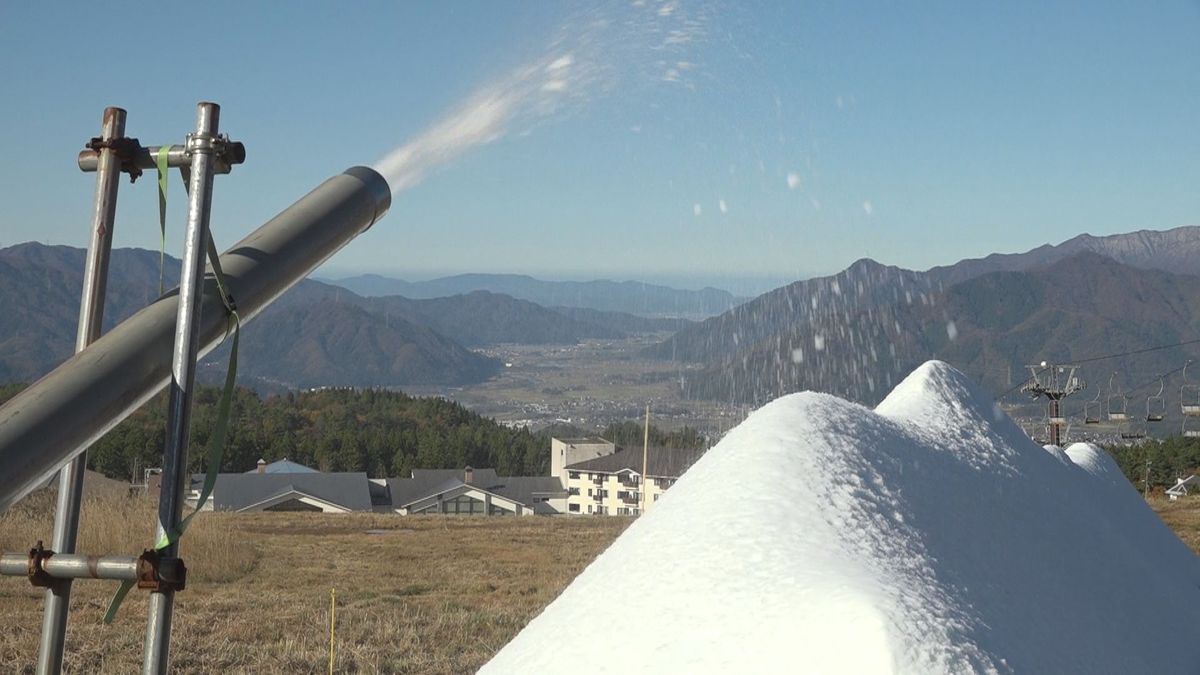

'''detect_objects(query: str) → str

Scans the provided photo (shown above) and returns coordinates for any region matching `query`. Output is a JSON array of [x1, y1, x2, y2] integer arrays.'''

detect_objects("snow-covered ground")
[[481, 361, 1200, 674]]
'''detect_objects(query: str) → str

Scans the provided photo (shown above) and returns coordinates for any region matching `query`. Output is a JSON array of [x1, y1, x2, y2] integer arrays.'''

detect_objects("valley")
[[401, 335, 746, 438]]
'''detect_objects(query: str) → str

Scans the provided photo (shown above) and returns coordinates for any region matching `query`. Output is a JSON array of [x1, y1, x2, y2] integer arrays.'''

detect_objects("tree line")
[[1105, 437, 1200, 492], [0, 384, 705, 482]]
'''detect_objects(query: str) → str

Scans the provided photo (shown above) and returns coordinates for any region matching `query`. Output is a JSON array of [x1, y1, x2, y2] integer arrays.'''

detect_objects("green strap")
[[156, 146, 169, 296], [102, 580, 134, 624], [104, 176, 242, 624], [156, 240, 240, 550]]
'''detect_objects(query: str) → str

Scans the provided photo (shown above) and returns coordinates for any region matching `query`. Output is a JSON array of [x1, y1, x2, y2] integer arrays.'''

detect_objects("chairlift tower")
[[1021, 363, 1084, 447]]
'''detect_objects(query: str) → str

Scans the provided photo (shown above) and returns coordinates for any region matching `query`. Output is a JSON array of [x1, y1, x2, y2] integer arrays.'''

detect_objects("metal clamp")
[[85, 136, 145, 183], [27, 541, 55, 588], [136, 550, 187, 593], [184, 133, 245, 165]]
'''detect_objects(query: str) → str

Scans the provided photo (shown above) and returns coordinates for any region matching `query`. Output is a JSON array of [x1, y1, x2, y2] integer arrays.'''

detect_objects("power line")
[[996, 336, 1200, 402], [1071, 337, 1200, 365]]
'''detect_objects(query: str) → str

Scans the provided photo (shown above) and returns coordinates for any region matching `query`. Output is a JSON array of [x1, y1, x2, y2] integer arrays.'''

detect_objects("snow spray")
[[372, 0, 709, 195]]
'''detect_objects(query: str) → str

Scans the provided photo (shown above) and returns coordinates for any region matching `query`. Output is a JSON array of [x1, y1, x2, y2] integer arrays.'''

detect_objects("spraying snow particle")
[[787, 172, 801, 190], [718, 199, 728, 214], [863, 201, 874, 216], [372, 1, 710, 196], [693, 203, 703, 216], [946, 321, 958, 341]]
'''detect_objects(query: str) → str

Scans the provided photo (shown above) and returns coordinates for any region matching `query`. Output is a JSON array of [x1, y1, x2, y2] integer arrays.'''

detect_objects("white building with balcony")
[[559, 445, 703, 515]]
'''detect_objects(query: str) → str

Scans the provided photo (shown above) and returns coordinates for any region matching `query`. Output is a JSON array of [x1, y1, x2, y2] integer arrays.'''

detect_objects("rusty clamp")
[[26, 540, 55, 588], [136, 550, 187, 593], [85, 135, 145, 183]]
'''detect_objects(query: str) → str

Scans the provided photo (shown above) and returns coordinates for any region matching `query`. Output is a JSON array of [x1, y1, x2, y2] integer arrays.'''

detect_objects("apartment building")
[[559, 445, 704, 516], [550, 436, 616, 481]]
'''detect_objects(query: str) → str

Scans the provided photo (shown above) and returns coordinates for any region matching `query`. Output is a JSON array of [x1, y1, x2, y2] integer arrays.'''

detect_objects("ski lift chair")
[[1184, 417, 1200, 438], [1120, 417, 1146, 441], [1084, 387, 1102, 425], [1183, 361, 1200, 416], [1107, 373, 1128, 421], [1147, 378, 1166, 423]]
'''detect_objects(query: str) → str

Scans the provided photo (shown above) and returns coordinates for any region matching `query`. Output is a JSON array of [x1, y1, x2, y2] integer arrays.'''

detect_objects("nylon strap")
[[104, 171, 242, 624], [156, 146, 169, 295]]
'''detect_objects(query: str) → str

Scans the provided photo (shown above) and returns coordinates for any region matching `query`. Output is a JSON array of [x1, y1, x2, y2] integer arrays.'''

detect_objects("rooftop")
[[566, 446, 704, 478], [246, 458, 318, 474], [554, 436, 611, 445]]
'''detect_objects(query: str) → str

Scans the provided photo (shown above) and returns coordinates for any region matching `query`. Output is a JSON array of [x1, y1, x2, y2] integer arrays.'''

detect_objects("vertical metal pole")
[[1048, 399, 1061, 447], [142, 102, 220, 675], [37, 106, 126, 675]]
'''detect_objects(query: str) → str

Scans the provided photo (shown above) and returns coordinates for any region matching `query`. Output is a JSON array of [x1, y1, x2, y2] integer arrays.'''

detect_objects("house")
[[560, 444, 704, 515], [186, 458, 568, 515], [188, 458, 387, 513], [388, 467, 567, 515]]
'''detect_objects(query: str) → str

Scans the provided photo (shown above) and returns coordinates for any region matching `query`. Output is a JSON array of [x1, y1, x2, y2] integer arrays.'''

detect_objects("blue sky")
[[1, 1, 1196, 293]]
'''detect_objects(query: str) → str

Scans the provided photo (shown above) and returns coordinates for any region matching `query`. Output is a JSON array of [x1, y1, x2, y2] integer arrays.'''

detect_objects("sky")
[[1, 1, 1197, 294]]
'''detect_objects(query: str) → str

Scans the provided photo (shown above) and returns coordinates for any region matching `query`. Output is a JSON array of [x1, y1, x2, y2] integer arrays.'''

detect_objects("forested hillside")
[[0, 385, 706, 483]]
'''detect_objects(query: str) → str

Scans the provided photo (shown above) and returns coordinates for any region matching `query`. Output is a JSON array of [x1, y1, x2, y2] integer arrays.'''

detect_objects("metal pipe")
[[0, 553, 138, 582], [37, 105, 127, 675], [78, 142, 246, 175], [142, 101, 221, 675], [0, 555, 23, 578], [0, 165, 390, 514]]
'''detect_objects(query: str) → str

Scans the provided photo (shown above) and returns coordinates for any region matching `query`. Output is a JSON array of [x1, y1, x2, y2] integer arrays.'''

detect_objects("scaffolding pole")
[[141, 101, 221, 675], [0, 101, 391, 673], [36, 106, 127, 675]]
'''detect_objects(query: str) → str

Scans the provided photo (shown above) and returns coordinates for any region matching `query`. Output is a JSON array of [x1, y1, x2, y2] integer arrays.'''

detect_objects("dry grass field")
[[1148, 495, 1200, 553], [2, 492, 1199, 673], [0, 494, 629, 674]]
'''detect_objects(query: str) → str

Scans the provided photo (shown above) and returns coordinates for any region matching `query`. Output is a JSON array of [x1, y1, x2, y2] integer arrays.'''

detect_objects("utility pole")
[[1021, 362, 1084, 447], [1144, 459, 1152, 500], [640, 404, 650, 515]]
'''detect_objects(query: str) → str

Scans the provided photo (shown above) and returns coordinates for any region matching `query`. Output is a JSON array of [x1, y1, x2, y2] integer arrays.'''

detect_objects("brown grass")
[[0, 492, 258, 584], [10, 493, 1195, 674], [0, 496, 629, 674], [1149, 495, 1200, 554]]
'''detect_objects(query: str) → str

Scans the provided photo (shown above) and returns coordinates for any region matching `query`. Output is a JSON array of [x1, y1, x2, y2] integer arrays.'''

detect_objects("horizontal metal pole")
[[78, 142, 246, 176], [0, 554, 24, 577], [0, 553, 138, 581], [0, 167, 391, 512]]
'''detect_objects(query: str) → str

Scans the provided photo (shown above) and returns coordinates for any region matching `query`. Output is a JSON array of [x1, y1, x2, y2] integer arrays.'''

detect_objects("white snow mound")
[[481, 361, 1200, 674]]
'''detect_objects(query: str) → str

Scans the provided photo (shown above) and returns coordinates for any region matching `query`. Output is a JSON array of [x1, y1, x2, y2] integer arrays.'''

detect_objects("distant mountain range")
[[0, 243, 689, 390], [926, 226, 1200, 285], [328, 272, 742, 319], [11, 224, 1200, 401], [648, 227, 1200, 407]]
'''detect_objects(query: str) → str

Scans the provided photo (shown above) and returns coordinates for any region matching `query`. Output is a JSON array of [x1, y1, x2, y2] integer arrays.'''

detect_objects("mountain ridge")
[[327, 271, 742, 319], [676, 251, 1200, 408]]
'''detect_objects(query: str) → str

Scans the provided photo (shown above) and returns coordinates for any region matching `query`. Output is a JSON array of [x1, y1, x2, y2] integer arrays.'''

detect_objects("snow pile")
[[481, 361, 1200, 674]]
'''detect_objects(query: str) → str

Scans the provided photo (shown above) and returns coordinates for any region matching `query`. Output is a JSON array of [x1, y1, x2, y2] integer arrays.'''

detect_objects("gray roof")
[[487, 476, 567, 506], [245, 459, 318, 474], [389, 469, 565, 509], [389, 469, 500, 507], [566, 447, 704, 479], [201, 472, 374, 511], [555, 436, 610, 445]]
